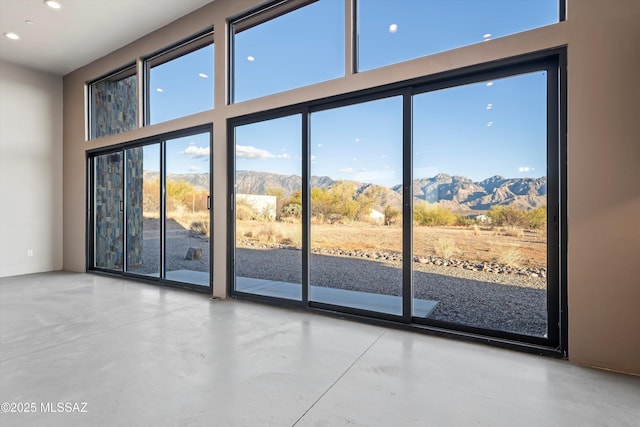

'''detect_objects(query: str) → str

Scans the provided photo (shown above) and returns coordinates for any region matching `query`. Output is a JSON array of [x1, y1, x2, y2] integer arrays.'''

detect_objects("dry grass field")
[[235, 219, 547, 269]]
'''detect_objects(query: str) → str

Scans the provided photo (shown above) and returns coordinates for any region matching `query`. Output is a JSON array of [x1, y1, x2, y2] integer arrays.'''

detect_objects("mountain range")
[[147, 170, 546, 212]]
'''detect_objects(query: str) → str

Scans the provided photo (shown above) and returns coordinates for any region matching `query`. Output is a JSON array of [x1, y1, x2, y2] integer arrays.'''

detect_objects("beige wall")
[[565, 1, 640, 375], [62, 0, 640, 374], [0, 60, 63, 277]]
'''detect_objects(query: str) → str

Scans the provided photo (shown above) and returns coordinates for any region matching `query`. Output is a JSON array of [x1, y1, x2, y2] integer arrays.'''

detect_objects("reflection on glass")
[[165, 132, 211, 286], [412, 72, 548, 336], [234, 115, 302, 300], [310, 97, 403, 315], [148, 40, 214, 124], [232, 0, 344, 102], [358, 0, 558, 71], [90, 67, 137, 139], [94, 152, 123, 270], [125, 144, 160, 277]]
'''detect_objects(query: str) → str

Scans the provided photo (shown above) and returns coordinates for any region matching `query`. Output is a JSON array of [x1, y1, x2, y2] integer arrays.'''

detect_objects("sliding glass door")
[[90, 127, 212, 290], [165, 133, 211, 287], [232, 115, 303, 300], [125, 144, 160, 277], [229, 56, 561, 348], [309, 97, 404, 315], [412, 72, 551, 338]]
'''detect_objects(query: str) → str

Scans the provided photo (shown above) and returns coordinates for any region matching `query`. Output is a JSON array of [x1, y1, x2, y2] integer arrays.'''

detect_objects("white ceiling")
[[0, 0, 213, 76]]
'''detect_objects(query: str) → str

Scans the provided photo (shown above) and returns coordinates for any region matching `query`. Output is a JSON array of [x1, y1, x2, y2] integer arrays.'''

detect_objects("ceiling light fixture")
[[44, 1, 62, 9], [3, 32, 20, 40]]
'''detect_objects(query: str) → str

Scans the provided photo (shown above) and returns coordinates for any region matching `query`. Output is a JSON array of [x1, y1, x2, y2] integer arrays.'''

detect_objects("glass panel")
[[412, 72, 548, 337], [234, 115, 302, 301], [165, 132, 211, 287], [125, 144, 160, 277], [310, 97, 403, 315], [148, 39, 214, 124], [358, 0, 559, 71], [90, 67, 137, 139], [232, 0, 344, 102], [94, 152, 124, 270]]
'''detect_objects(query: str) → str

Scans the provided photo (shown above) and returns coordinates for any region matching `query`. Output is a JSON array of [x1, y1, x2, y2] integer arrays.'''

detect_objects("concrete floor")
[[0, 272, 638, 427]]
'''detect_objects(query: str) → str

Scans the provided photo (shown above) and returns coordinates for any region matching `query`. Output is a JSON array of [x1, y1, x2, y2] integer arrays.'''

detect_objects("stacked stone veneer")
[[94, 150, 143, 270], [91, 74, 137, 139], [126, 147, 144, 268]]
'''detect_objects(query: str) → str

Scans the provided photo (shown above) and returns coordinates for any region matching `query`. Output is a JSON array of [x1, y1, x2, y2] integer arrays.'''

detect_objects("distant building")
[[236, 194, 277, 220], [369, 208, 385, 223], [468, 213, 491, 224]]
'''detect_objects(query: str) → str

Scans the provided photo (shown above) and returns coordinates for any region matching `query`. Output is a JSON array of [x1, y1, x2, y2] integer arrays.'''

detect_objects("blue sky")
[[149, 0, 557, 184]]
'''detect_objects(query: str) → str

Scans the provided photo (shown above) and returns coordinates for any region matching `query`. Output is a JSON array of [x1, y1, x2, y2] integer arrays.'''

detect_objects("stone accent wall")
[[95, 153, 124, 269], [94, 150, 143, 269], [91, 74, 137, 139], [126, 147, 144, 268]]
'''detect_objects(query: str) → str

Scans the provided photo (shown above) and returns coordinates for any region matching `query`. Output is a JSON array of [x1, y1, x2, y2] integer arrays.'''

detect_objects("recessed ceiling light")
[[44, 1, 62, 9], [3, 32, 20, 40], [389, 23, 398, 33]]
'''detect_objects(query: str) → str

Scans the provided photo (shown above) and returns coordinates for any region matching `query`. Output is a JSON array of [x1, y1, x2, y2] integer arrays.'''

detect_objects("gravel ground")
[[130, 232, 548, 337]]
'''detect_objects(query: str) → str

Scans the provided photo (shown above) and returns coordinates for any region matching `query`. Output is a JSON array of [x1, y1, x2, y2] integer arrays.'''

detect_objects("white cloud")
[[352, 157, 358, 161], [198, 73, 209, 78], [188, 166, 201, 172], [518, 166, 535, 173], [236, 145, 289, 160], [338, 167, 354, 173], [317, 144, 323, 147], [389, 23, 398, 33], [247, 56, 255, 62], [182, 145, 210, 158]]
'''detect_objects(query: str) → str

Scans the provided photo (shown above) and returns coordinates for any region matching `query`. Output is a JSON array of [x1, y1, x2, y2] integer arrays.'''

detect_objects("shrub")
[[525, 206, 547, 229], [486, 205, 526, 227], [496, 248, 523, 267], [503, 226, 524, 238], [414, 204, 456, 226], [257, 224, 280, 244], [189, 220, 210, 237], [235, 199, 256, 220], [434, 237, 461, 258], [384, 205, 400, 226]]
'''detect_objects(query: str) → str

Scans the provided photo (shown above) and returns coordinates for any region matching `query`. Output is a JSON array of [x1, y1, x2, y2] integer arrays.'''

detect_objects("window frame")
[[86, 124, 215, 293], [143, 28, 215, 126], [228, 0, 343, 104], [227, 49, 567, 356], [354, 0, 566, 73]]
